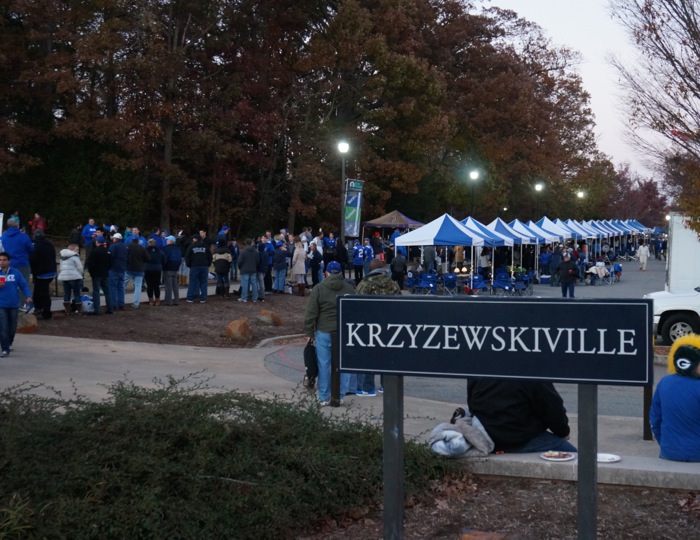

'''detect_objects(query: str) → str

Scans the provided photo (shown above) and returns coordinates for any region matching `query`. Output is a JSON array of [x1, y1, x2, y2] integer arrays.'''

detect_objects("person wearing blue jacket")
[[352, 240, 365, 284], [0, 251, 33, 357], [0, 218, 34, 305]]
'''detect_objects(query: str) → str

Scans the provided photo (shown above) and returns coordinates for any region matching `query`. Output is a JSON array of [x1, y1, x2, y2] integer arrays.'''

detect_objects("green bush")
[[0, 377, 462, 538]]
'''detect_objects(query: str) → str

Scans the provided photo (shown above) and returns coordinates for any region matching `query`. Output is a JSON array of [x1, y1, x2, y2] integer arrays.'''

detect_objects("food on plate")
[[543, 451, 572, 459]]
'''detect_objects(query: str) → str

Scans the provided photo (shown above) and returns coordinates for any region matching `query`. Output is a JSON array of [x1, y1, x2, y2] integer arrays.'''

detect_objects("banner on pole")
[[344, 179, 364, 238]]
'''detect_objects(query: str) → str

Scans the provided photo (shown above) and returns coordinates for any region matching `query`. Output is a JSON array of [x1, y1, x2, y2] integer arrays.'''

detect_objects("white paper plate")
[[540, 452, 576, 462], [597, 453, 621, 463]]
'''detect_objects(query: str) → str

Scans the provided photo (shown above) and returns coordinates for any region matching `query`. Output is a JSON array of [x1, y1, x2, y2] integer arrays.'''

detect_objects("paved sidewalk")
[[16, 257, 697, 490]]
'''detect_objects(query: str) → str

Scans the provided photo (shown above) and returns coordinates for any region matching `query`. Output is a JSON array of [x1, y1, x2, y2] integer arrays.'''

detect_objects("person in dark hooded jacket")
[[29, 230, 56, 319]]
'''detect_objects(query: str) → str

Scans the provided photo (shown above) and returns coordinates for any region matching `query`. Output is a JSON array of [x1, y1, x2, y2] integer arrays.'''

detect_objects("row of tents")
[[385, 212, 650, 248]]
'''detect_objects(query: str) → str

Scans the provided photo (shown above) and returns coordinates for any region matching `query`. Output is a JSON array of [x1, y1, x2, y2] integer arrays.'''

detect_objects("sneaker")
[[0, 351, 7, 358], [355, 390, 376, 397], [378, 386, 384, 393], [199, 300, 206, 304], [186, 300, 194, 303], [237, 298, 247, 303], [318, 400, 330, 406], [132, 304, 140, 309]]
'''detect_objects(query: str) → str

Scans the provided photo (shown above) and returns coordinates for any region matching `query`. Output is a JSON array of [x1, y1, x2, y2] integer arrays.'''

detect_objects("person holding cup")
[[0, 252, 33, 357]]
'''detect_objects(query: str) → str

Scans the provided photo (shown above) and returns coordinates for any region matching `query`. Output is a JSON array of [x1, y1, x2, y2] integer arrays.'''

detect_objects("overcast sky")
[[487, 0, 651, 176]]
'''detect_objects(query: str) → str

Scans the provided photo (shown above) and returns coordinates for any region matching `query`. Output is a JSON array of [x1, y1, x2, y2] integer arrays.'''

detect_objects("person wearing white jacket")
[[57, 244, 84, 314]]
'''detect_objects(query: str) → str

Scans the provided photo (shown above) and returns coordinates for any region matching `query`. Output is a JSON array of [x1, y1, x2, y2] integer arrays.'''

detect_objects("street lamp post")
[[534, 182, 544, 217], [469, 170, 479, 216], [338, 141, 349, 245], [577, 190, 585, 219]]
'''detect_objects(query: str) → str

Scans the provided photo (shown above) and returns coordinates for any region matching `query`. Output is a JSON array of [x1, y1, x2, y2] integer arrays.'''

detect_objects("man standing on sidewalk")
[[0, 252, 33, 357], [303, 261, 355, 406]]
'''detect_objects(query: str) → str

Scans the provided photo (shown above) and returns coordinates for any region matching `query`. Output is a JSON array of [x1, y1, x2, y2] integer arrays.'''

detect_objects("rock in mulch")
[[17, 312, 38, 334], [256, 309, 284, 326], [226, 319, 252, 342]]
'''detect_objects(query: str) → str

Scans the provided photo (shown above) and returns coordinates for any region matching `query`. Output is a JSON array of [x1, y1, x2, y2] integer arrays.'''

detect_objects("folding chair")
[[513, 272, 534, 296], [414, 272, 438, 295], [465, 274, 489, 295], [491, 274, 514, 296], [442, 273, 459, 296]]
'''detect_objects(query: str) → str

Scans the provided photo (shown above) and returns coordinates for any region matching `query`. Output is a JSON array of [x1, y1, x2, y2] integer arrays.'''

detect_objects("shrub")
[[0, 376, 462, 538]]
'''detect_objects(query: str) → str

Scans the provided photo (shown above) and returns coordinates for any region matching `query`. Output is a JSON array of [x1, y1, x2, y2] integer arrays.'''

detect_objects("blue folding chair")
[[414, 272, 438, 295], [465, 274, 489, 295], [442, 273, 459, 296], [491, 274, 515, 296]]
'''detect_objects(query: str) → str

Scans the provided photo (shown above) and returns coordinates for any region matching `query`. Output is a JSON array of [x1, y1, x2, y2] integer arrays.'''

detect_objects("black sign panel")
[[338, 296, 653, 386]]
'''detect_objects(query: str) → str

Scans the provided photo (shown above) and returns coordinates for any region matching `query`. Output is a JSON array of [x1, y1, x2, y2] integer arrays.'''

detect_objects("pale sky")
[[487, 0, 650, 175]]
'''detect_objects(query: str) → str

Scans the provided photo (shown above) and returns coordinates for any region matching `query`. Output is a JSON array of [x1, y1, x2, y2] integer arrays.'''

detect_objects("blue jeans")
[[62, 279, 82, 303], [315, 330, 349, 402], [109, 270, 125, 308], [187, 266, 209, 301], [124, 272, 144, 306], [230, 261, 238, 281], [274, 268, 286, 292], [216, 273, 230, 287], [239, 272, 258, 301], [358, 373, 376, 392], [0, 307, 18, 352], [92, 274, 112, 313], [512, 432, 577, 453], [561, 282, 575, 298]]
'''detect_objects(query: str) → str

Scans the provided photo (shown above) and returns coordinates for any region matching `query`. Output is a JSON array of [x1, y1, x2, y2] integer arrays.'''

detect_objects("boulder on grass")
[[226, 319, 252, 342], [17, 312, 38, 334], [256, 309, 284, 326]]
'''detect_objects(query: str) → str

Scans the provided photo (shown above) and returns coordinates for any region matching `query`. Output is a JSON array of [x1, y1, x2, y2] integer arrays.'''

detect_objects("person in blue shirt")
[[0, 252, 33, 357], [650, 334, 700, 462], [81, 218, 98, 256], [352, 240, 365, 284], [362, 238, 374, 278], [1, 218, 34, 305]]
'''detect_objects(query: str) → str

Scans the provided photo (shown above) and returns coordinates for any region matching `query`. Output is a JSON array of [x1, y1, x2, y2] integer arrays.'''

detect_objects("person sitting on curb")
[[467, 378, 577, 453], [650, 334, 700, 462]]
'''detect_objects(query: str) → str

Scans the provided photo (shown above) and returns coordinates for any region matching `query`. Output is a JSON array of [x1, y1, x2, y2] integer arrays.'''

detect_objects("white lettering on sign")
[[343, 323, 637, 355]]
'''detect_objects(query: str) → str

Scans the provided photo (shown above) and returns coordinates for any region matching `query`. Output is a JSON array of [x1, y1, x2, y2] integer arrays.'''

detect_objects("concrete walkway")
[[12, 256, 698, 490]]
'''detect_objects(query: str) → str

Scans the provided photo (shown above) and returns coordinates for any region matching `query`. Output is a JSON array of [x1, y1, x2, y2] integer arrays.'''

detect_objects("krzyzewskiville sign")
[[338, 296, 653, 386]]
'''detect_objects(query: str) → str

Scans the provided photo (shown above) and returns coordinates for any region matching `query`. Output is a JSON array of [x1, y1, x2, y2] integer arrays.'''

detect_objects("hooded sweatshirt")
[[0, 266, 32, 308], [303, 273, 355, 334], [58, 249, 84, 281], [0, 227, 34, 268]]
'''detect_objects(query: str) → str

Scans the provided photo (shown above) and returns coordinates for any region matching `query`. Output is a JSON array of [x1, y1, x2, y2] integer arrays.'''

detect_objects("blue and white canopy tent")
[[535, 216, 574, 241], [394, 214, 485, 247]]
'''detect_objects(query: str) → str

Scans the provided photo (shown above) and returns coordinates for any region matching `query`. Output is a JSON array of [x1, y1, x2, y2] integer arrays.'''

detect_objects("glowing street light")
[[338, 142, 349, 244], [534, 182, 544, 217], [469, 169, 480, 216]]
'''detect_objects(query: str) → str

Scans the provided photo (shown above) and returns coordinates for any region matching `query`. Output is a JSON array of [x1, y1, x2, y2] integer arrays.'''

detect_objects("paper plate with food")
[[540, 450, 576, 461]]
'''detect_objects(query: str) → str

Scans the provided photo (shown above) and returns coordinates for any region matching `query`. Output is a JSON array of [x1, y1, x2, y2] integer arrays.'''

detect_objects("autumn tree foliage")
[[611, 0, 700, 224], [1, 0, 625, 235]]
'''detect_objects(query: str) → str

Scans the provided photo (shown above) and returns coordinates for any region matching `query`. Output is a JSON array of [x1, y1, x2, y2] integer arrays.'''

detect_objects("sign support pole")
[[383, 375, 404, 540], [577, 384, 598, 540]]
